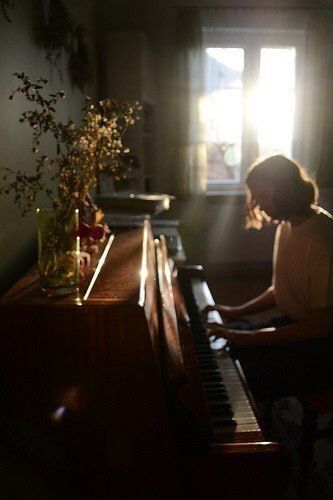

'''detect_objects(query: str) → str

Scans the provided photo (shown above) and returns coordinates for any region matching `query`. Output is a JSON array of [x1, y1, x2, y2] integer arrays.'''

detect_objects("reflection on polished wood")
[[0, 221, 177, 496], [0, 220, 287, 498]]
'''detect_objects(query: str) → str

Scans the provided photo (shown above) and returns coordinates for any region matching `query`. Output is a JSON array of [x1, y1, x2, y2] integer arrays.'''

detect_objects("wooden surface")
[[0, 221, 286, 497], [0, 221, 179, 495], [2, 228, 145, 306]]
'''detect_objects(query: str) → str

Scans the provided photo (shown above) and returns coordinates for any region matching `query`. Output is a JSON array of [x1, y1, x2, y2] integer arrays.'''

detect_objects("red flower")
[[76, 221, 109, 241], [89, 224, 105, 240]]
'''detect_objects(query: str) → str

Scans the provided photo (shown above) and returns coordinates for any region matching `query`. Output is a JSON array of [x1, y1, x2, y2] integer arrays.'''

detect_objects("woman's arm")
[[203, 286, 276, 321], [208, 305, 333, 348]]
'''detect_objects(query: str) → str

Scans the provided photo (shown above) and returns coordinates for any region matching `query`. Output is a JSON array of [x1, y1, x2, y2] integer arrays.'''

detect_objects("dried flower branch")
[[1, 72, 141, 217], [43, 0, 74, 79], [1, 0, 13, 22]]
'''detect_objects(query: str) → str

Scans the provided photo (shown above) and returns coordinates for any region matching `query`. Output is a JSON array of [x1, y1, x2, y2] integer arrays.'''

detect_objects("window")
[[201, 28, 305, 192]]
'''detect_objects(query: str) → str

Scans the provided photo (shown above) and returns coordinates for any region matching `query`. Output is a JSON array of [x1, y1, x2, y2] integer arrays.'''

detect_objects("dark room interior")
[[0, 1, 332, 499]]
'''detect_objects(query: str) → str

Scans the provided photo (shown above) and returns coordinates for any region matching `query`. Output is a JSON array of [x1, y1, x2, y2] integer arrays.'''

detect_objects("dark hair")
[[245, 153, 318, 229]]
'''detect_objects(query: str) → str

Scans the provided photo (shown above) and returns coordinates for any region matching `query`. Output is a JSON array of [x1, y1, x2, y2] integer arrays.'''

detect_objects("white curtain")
[[175, 8, 207, 197], [174, 7, 333, 196], [299, 9, 333, 187]]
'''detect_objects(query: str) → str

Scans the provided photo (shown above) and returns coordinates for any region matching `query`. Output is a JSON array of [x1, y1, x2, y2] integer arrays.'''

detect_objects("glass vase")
[[36, 208, 80, 296]]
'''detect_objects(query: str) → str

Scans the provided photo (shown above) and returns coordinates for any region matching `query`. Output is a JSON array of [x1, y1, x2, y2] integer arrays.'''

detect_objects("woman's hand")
[[202, 304, 243, 322], [206, 324, 252, 348], [202, 304, 221, 321], [207, 323, 276, 348], [202, 287, 276, 323]]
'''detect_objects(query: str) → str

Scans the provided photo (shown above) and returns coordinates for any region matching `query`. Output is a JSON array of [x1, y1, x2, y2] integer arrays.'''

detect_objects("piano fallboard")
[[0, 222, 286, 498], [0, 222, 180, 496]]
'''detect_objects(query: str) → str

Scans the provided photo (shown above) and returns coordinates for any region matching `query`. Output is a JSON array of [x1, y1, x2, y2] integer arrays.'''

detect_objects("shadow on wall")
[[168, 195, 275, 269], [174, 184, 332, 272], [0, 230, 36, 297], [319, 187, 333, 212]]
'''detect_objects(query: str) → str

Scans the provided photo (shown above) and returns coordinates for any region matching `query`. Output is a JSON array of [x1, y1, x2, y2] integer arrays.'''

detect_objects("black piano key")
[[200, 368, 222, 374], [198, 356, 216, 361], [199, 364, 219, 369], [199, 363, 220, 370], [196, 347, 214, 353], [212, 418, 237, 428], [202, 375, 223, 382], [209, 408, 234, 418], [204, 389, 228, 398], [198, 361, 217, 366], [209, 406, 233, 416], [205, 384, 227, 392], [179, 280, 245, 432], [200, 368, 221, 374], [201, 375, 223, 383], [199, 360, 220, 366], [203, 381, 226, 388], [209, 400, 233, 410]]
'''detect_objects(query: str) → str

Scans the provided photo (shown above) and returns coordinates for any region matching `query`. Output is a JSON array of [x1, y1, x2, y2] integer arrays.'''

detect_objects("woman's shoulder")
[[313, 207, 333, 231], [309, 207, 333, 248], [315, 206, 332, 220], [278, 208, 332, 241]]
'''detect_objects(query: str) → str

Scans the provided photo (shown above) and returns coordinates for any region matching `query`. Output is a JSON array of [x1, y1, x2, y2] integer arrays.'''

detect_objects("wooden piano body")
[[0, 221, 287, 498]]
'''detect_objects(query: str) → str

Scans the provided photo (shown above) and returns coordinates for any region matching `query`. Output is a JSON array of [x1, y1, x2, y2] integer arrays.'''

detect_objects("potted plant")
[[1, 72, 141, 295]]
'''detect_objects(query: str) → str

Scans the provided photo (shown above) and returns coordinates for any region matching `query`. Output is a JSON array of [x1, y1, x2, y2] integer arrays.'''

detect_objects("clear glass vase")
[[36, 208, 80, 296]]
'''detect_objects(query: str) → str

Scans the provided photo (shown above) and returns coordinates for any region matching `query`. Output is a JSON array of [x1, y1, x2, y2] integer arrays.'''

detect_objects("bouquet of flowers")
[[2, 72, 141, 216], [1, 72, 141, 294]]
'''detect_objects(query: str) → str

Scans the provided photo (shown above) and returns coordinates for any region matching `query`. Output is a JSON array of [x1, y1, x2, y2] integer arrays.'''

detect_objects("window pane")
[[202, 48, 244, 182], [257, 47, 296, 157]]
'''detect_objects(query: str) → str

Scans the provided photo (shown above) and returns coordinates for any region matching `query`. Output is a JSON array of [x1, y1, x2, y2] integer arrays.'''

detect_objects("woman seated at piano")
[[204, 153, 333, 401]]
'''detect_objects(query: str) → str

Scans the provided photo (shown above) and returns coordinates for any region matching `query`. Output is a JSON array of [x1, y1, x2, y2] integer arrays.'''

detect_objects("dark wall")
[[96, 0, 333, 271], [1, 0, 332, 294], [0, 0, 97, 296]]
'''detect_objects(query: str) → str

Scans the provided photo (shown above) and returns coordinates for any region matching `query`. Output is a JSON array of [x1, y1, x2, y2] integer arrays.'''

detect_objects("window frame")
[[202, 27, 306, 194]]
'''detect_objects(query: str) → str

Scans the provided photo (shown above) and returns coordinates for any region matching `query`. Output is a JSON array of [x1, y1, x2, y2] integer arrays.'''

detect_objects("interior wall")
[[1, 0, 331, 294], [97, 0, 333, 272], [0, 0, 97, 296]]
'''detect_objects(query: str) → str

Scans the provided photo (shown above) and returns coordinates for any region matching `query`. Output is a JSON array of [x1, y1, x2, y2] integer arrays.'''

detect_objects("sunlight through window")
[[251, 47, 296, 157], [202, 48, 244, 183], [203, 43, 297, 188]]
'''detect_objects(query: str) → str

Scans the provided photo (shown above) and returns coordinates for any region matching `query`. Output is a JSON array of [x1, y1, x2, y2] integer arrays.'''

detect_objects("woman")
[[204, 153, 333, 400]]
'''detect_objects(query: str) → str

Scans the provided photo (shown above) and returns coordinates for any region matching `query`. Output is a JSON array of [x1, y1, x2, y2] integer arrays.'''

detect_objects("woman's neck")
[[288, 207, 316, 226]]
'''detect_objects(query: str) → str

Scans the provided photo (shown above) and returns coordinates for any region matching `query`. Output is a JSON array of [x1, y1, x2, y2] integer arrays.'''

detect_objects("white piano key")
[[186, 277, 263, 440]]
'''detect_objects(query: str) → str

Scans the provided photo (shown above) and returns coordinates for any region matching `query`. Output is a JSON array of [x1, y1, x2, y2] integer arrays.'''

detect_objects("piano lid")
[[155, 235, 186, 385], [0, 220, 154, 308]]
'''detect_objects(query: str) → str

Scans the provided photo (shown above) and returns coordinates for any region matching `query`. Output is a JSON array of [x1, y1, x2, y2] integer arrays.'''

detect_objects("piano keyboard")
[[183, 278, 262, 442]]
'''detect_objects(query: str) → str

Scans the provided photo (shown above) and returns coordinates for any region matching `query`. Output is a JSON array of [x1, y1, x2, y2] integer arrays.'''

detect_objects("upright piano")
[[0, 221, 287, 499]]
